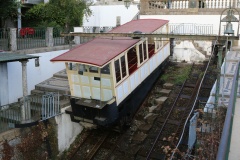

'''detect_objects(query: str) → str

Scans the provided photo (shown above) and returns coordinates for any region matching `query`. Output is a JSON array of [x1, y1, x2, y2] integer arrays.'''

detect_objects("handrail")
[[216, 61, 240, 160]]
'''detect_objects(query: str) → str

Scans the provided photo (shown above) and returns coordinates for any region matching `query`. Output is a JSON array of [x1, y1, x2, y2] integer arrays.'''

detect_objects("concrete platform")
[[138, 124, 152, 133], [163, 83, 174, 89], [144, 113, 158, 123], [155, 96, 168, 106], [132, 132, 147, 142], [159, 89, 171, 96]]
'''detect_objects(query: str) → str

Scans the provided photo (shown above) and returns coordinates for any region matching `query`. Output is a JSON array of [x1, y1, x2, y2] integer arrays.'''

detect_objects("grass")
[[161, 65, 192, 85]]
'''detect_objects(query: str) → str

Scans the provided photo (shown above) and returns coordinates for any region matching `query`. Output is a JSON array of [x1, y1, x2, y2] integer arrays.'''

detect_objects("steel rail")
[[69, 131, 92, 160], [170, 39, 219, 159], [172, 75, 203, 144], [85, 131, 110, 160], [146, 63, 194, 159]]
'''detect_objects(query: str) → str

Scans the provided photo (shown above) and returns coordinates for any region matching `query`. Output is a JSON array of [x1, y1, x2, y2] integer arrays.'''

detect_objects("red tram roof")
[[51, 19, 169, 67]]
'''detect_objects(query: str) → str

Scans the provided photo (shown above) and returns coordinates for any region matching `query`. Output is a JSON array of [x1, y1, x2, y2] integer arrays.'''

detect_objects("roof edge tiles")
[[0, 53, 39, 63], [51, 19, 169, 67]]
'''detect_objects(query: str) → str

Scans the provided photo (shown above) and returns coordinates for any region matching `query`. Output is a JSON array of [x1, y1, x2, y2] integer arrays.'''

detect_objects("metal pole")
[[215, 44, 223, 107], [17, 4, 21, 29]]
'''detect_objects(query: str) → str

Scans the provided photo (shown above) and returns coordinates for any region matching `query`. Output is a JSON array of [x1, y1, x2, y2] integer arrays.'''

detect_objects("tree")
[[0, 0, 20, 28], [24, 0, 91, 32]]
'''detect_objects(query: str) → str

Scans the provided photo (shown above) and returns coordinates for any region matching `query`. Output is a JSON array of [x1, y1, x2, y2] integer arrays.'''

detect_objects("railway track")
[[66, 60, 217, 160]]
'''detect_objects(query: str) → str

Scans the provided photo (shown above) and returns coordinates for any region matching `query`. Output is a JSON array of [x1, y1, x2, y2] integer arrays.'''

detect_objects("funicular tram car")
[[51, 19, 170, 126]]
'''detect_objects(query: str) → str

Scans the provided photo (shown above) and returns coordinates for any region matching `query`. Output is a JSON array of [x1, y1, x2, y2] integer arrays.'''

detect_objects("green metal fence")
[[17, 27, 46, 50], [53, 27, 66, 46], [0, 28, 9, 51]]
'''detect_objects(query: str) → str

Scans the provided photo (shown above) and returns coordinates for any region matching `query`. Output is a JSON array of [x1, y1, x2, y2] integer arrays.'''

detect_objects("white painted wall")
[[83, 5, 139, 27], [173, 41, 206, 62], [55, 107, 83, 152], [140, 15, 239, 36], [194, 41, 212, 55], [7, 50, 67, 103]]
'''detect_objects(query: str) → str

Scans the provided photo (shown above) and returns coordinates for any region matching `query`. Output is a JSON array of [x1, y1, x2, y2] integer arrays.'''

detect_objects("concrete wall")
[[7, 50, 67, 103], [83, 5, 139, 27], [173, 41, 206, 62], [0, 63, 9, 106], [0, 108, 82, 157], [55, 107, 83, 152]]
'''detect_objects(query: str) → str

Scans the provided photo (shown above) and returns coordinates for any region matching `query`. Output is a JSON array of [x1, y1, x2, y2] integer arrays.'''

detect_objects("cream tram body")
[[51, 19, 170, 126]]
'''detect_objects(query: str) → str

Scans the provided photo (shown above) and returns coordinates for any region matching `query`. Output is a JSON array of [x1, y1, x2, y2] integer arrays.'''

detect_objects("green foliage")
[[0, 0, 20, 28], [161, 65, 192, 85], [24, 0, 91, 31]]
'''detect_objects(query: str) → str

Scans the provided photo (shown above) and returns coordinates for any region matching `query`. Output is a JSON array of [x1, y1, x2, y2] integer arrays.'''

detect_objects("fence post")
[[46, 27, 53, 47], [73, 27, 82, 45], [9, 28, 17, 51]]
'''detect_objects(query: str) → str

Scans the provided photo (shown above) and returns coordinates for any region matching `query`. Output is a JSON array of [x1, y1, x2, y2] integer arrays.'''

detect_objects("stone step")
[[159, 89, 171, 96], [31, 89, 68, 101], [195, 46, 207, 55], [53, 69, 68, 79], [163, 83, 174, 89], [29, 98, 70, 109], [35, 77, 70, 95], [31, 89, 45, 95]]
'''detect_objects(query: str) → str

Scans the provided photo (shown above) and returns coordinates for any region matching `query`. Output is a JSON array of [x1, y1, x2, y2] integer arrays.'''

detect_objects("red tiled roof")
[[51, 19, 169, 67], [110, 19, 169, 34]]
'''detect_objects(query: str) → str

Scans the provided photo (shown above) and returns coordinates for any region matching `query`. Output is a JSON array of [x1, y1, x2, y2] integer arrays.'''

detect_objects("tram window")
[[139, 44, 143, 63], [101, 64, 110, 74], [115, 60, 121, 83], [121, 56, 126, 78], [139, 43, 147, 64], [77, 64, 86, 71], [143, 42, 147, 60], [68, 63, 73, 70], [77, 64, 87, 74], [89, 66, 98, 73]]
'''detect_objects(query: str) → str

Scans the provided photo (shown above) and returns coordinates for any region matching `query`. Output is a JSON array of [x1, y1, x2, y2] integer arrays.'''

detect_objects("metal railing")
[[169, 23, 213, 35], [22, 0, 43, 4], [0, 26, 116, 51], [0, 28, 9, 51], [80, 26, 115, 44], [0, 92, 60, 133], [17, 27, 46, 50], [53, 27, 66, 46], [41, 92, 60, 120], [144, 0, 240, 10], [216, 61, 240, 160]]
